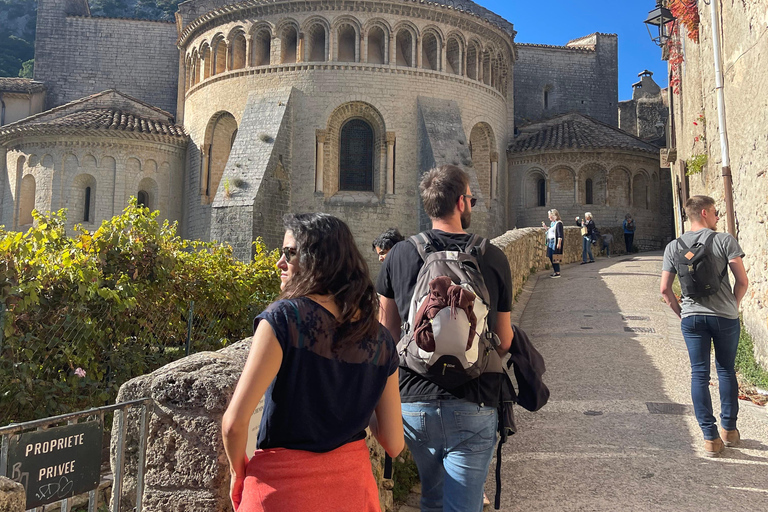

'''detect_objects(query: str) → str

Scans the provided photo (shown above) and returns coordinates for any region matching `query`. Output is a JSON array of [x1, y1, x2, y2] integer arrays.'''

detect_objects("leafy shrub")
[[0, 200, 280, 423]]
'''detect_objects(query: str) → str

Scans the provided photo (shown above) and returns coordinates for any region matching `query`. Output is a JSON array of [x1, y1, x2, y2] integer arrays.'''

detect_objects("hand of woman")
[[230, 475, 245, 510]]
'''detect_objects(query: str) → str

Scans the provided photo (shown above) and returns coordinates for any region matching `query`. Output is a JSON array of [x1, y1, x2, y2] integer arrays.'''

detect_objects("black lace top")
[[254, 297, 398, 453]]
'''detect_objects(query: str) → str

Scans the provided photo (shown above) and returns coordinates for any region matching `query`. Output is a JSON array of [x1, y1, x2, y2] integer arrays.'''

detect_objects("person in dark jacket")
[[623, 213, 636, 253], [575, 212, 596, 264], [542, 209, 564, 278]]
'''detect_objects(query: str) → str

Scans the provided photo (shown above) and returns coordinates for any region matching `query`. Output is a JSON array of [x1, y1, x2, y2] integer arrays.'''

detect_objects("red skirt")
[[238, 439, 381, 512]]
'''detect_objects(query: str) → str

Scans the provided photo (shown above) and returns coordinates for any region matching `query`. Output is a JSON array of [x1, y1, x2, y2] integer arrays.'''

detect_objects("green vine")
[[686, 153, 708, 175]]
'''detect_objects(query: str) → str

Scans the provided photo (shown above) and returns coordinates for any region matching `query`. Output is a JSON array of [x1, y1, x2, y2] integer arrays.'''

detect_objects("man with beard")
[[377, 164, 514, 511]]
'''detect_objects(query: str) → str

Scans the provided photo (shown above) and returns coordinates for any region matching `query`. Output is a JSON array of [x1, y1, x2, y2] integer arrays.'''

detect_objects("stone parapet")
[[0, 476, 25, 512]]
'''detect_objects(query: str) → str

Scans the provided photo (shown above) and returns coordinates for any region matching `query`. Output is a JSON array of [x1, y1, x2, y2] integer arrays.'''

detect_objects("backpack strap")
[[464, 233, 488, 258], [408, 233, 433, 261]]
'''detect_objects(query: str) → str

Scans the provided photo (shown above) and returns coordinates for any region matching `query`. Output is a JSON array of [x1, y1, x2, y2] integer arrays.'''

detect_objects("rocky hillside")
[[0, 0, 182, 78]]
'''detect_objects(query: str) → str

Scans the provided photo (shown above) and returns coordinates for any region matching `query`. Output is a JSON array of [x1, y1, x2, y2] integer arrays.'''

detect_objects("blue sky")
[[477, 0, 669, 100]]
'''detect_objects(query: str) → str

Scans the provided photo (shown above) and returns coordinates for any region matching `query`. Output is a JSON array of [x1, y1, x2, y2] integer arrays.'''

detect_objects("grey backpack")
[[397, 233, 504, 389]]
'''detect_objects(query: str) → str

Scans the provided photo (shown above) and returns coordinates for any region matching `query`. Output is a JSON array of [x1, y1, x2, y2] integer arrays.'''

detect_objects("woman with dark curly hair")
[[223, 213, 404, 512]]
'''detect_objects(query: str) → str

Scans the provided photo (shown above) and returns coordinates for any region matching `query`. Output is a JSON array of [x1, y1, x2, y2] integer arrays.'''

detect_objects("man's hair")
[[685, 195, 715, 221], [419, 165, 469, 220], [372, 228, 404, 251]]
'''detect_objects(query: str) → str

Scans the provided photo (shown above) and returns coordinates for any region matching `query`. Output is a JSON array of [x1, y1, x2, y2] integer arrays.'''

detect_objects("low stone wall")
[[491, 225, 629, 299], [0, 477, 25, 512], [111, 343, 395, 512]]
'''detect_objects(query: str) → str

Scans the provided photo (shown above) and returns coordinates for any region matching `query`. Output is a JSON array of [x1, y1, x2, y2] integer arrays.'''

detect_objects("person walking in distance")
[[377, 165, 514, 512], [542, 209, 564, 278], [575, 212, 596, 264], [623, 213, 636, 254], [660, 196, 749, 457]]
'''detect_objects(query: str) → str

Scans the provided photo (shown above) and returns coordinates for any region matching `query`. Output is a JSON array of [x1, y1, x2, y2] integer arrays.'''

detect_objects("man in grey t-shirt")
[[660, 195, 749, 457]]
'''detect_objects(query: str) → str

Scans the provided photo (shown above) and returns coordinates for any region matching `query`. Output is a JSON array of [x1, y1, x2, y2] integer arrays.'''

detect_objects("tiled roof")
[[423, 1, 515, 37], [516, 42, 595, 52], [0, 78, 46, 94], [509, 113, 659, 155], [19, 108, 187, 136]]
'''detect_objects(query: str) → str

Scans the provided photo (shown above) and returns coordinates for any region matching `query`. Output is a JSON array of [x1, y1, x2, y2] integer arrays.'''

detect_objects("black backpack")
[[674, 233, 727, 298]]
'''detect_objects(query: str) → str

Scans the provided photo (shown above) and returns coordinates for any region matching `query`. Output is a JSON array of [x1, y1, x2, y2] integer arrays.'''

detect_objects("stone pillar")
[[297, 33, 304, 63], [490, 152, 499, 200], [386, 132, 396, 194], [573, 174, 579, 205], [225, 42, 231, 72], [315, 130, 326, 193], [629, 173, 634, 207], [245, 36, 253, 67], [355, 31, 360, 62], [462, 47, 467, 76], [440, 42, 446, 73], [416, 36, 422, 68], [0, 477, 25, 512], [362, 32, 368, 63], [389, 34, 396, 66]]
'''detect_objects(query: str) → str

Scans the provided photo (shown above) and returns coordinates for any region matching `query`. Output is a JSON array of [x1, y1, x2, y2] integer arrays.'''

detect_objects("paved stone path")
[[400, 252, 768, 511]]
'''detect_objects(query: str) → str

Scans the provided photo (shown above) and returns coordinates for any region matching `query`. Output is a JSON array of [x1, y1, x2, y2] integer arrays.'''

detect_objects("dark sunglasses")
[[281, 247, 297, 261], [463, 194, 477, 207]]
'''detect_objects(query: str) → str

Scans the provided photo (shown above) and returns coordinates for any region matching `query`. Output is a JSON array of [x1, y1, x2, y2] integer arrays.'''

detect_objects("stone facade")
[[34, 0, 179, 114], [618, 70, 668, 147], [514, 33, 619, 127], [0, 79, 46, 127], [664, 1, 768, 366]]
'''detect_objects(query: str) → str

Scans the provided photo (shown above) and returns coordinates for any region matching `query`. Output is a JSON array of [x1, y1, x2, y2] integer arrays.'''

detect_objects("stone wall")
[[667, 2, 768, 366], [1, 137, 185, 231], [111, 341, 397, 512], [514, 34, 618, 127], [34, 0, 179, 114]]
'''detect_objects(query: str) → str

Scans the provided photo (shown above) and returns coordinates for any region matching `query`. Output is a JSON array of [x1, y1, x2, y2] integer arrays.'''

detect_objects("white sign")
[[245, 397, 265, 457]]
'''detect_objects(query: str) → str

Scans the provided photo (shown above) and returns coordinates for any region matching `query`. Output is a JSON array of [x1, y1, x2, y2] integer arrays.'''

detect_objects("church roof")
[[0, 90, 187, 144], [422, 1, 515, 37], [0, 77, 46, 94], [508, 113, 660, 155]]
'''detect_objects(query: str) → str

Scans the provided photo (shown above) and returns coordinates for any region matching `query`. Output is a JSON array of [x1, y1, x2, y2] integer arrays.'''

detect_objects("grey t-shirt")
[[662, 229, 744, 319]]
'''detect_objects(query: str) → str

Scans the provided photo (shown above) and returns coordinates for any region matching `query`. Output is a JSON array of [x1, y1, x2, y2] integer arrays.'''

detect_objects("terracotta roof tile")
[[509, 113, 659, 155], [0, 78, 46, 94]]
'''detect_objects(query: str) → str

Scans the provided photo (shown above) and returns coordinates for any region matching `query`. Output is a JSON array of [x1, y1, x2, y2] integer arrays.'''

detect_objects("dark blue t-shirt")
[[254, 297, 399, 453]]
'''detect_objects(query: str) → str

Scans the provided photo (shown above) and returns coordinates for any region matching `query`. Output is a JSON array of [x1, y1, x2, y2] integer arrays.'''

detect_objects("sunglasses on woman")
[[281, 247, 297, 261]]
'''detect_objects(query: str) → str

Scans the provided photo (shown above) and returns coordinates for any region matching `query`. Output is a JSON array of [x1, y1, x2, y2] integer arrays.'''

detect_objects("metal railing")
[[0, 398, 152, 512]]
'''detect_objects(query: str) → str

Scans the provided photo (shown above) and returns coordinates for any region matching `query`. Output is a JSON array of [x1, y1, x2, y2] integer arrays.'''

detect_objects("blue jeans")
[[680, 315, 740, 440], [547, 244, 560, 273], [582, 236, 594, 262], [401, 400, 497, 512]]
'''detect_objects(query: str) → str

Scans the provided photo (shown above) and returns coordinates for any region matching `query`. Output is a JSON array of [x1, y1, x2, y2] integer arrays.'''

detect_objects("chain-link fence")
[[0, 291, 267, 424]]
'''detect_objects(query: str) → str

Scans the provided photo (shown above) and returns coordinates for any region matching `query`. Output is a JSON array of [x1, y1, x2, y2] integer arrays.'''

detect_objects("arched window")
[[231, 33, 247, 69], [537, 179, 546, 207], [396, 29, 413, 67], [307, 24, 327, 62], [337, 24, 357, 62], [466, 42, 479, 80], [253, 29, 271, 66], [137, 190, 149, 208], [281, 26, 298, 64], [84, 187, 91, 221], [446, 37, 461, 75], [585, 178, 593, 204], [213, 38, 227, 74], [339, 119, 374, 191], [367, 26, 386, 64], [422, 32, 439, 70]]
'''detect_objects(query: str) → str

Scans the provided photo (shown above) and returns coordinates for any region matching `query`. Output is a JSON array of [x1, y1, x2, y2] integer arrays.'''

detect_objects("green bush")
[[736, 320, 768, 389], [0, 201, 280, 423]]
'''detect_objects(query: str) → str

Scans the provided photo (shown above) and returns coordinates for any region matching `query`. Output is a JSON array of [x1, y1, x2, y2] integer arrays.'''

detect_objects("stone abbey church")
[[0, 0, 672, 263]]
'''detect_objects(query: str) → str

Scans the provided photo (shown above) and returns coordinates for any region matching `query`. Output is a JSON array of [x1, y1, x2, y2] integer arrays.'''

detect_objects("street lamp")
[[644, 1, 676, 47]]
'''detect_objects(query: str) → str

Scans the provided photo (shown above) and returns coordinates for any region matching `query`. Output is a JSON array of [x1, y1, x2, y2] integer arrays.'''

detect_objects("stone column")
[[225, 42, 231, 72], [462, 47, 467, 77], [629, 173, 634, 207], [386, 132, 396, 194], [355, 31, 360, 62], [440, 42, 446, 73], [573, 174, 579, 205], [490, 152, 499, 200], [246, 36, 253, 67], [297, 33, 304, 63], [416, 36, 422, 68], [362, 32, 368, 63], [316, 130, 326, 193]]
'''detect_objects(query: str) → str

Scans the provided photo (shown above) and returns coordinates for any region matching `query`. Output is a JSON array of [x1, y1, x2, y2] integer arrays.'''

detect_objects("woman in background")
[[222, 213, 404, 512], [623, 213, 636, 254], [543, 209, 564, 278], [576, 212, 596, 264]]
